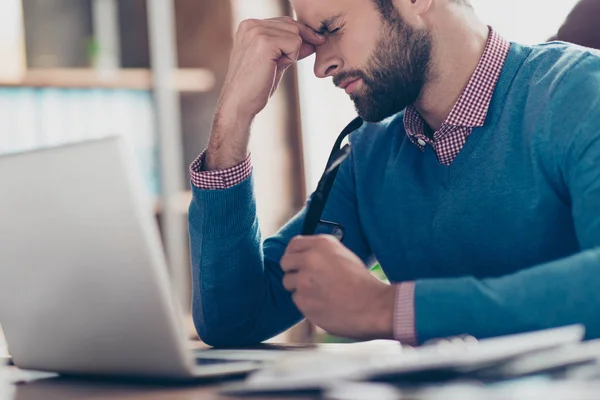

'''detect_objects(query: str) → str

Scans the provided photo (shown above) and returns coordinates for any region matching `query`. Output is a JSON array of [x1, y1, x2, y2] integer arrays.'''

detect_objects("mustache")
[[333, 70, 369, 88]]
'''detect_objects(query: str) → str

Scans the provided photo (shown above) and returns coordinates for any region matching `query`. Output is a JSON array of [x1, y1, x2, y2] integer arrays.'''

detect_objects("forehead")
[[291, 0, 366, 29]]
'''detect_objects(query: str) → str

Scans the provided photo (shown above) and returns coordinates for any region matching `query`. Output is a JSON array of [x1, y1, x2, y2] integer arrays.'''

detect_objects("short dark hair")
[[371, 0, 470, 15]]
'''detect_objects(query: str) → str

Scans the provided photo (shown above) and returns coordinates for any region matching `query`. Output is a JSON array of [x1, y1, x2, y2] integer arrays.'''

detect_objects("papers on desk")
[[386, 379, 600, 400], [322, 379, 600, 400], [195, 340, 403, 365], [221, 325, 592, 395]]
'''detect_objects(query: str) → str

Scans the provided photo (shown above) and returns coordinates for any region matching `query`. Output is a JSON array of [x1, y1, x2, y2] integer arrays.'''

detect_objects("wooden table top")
[[0, 336, 403, 399], [0, 325, 317, 399], [0, 366, 317, 400]]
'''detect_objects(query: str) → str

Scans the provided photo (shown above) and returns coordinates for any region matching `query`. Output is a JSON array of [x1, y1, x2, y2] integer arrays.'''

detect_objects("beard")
[[334, 11, 433, 122]]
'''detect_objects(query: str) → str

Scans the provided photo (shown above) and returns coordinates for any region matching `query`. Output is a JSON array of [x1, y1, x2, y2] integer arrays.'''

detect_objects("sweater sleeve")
[[558, 54, 600, 250], [415, 248, 600, 343], [413, 51, 600, 344], [188, 146, 373, 347]]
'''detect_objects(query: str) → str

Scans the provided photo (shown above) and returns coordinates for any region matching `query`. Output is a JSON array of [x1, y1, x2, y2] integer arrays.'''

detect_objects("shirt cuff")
[[393, 282, 417, 345], [189, 150, 252, 190]]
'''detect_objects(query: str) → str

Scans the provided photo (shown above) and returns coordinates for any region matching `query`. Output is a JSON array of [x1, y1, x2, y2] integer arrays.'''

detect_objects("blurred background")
[[0, 0, 597, 348]]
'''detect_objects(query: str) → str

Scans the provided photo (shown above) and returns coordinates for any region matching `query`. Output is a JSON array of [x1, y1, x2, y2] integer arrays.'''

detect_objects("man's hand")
[[205, 17, 325, 171], [222, 16, 324, 119], [281, 235, 396, 341]]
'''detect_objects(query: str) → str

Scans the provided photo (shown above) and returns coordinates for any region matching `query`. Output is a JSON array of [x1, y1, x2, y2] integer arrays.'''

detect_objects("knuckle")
[[280, 256, 289, 270], [321, 234, 338, 246], [313, 235, 329, 248], [286, 237, 298, 252], [324, 233, 337, 242], [282, 274, 292, 290], [239, 18, 258, 32]]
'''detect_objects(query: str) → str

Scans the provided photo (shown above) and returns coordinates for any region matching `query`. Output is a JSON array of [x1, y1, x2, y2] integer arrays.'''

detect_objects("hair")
[[371, 0, 471, 16]]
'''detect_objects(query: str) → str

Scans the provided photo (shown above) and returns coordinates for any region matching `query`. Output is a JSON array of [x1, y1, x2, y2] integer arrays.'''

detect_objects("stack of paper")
[[221, 325, 593, 395]]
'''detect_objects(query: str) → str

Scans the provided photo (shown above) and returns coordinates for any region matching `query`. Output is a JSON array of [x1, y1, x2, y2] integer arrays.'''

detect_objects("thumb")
[[299, 42, 316, 61]]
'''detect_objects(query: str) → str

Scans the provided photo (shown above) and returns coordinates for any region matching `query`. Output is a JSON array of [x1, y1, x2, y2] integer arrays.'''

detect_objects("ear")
[[409, 0, 433, 15], [393, 0, 433, 17]]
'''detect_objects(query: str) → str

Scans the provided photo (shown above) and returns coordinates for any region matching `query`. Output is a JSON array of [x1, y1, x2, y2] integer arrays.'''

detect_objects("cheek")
[[340, 30, 381, 70]]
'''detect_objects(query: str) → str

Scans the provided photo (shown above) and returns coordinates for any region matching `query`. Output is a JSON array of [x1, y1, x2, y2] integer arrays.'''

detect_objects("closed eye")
[[316, 13, 346, 36], [317, 27, 339, 36]]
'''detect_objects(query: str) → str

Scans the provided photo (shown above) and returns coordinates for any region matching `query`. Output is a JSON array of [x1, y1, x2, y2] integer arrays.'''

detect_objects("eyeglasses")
[[301, 117, 364, 240]]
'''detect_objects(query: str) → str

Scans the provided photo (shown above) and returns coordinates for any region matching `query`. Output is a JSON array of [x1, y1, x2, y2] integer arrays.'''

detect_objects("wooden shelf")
[[0, 68, 216, 92], [153, 190, 193, 215]]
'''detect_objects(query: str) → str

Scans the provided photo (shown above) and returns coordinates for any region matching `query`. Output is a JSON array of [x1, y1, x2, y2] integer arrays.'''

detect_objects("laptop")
[[0, 137, 264, 380]]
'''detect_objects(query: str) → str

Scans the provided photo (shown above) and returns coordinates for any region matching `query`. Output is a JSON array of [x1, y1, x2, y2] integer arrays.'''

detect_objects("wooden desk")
[[0, 366, 316, 400], [0, 342, 404, 399]]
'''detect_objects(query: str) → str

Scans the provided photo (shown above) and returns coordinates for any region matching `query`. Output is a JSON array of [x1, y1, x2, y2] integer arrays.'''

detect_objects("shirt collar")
[[404, 27, 510, 138]]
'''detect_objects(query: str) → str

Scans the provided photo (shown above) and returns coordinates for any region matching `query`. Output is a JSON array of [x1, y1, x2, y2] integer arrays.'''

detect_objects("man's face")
[[293, 0, 433, 122]]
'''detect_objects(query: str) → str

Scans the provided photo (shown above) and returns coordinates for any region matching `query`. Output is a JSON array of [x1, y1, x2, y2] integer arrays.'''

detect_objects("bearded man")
[[188, 0, 600, 346]]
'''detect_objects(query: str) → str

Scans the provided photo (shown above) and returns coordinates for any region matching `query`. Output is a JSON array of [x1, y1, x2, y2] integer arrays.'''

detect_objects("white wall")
[[470, 0, 580, 44], [297, 58, 357, 195], [298, 0, 580, 193]]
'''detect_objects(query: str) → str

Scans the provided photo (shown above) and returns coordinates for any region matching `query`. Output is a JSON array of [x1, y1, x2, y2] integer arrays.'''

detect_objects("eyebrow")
[[316, 13, 345, 34]]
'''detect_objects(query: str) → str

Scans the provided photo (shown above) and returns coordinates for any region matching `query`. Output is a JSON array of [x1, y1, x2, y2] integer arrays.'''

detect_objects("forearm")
[[414, 248, 600, 343], [189, 177, 302, 347], [203, 102, 253, 171]]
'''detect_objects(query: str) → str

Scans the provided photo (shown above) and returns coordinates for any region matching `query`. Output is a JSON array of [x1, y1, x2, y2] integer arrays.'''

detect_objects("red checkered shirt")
[[189, 27, 510, 346], [189, 150, 252, 189], [404, 28, 510, 166]]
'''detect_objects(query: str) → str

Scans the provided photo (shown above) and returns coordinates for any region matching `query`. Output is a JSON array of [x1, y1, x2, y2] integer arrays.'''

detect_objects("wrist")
[[205, 104, 253, 171], [218, 94, 255, 127], [362, 281, 396, 340]]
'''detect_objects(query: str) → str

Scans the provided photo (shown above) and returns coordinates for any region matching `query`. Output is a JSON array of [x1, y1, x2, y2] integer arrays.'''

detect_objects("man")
[[188, 0, 600, 347]]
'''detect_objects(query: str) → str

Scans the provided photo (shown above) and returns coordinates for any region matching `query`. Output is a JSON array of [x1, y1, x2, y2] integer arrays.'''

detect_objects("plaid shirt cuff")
[[393, 282, 417, 345], [189, 150, 252, 190]]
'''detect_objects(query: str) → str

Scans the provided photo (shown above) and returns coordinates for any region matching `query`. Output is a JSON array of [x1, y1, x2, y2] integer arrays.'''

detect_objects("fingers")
[[286, 235, 338, 255], [270, 20, 320, 60], [282, 271, 298, 292], [282, 270, 315, 296], [265, 16, 325, 46], [250, 27, 303, 63], [281, 250, 303, 273], [281, 236, 337, 272], [298, 42, 317, 61], [295, 21, 326, 46], [237, 18, 323, 65]]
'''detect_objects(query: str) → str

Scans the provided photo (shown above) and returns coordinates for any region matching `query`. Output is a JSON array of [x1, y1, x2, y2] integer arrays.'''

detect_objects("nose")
[[313, 42, 344, 79]]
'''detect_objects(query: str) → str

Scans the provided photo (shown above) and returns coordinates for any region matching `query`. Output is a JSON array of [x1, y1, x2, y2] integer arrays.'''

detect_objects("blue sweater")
[[189, 42, 600, 347]]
